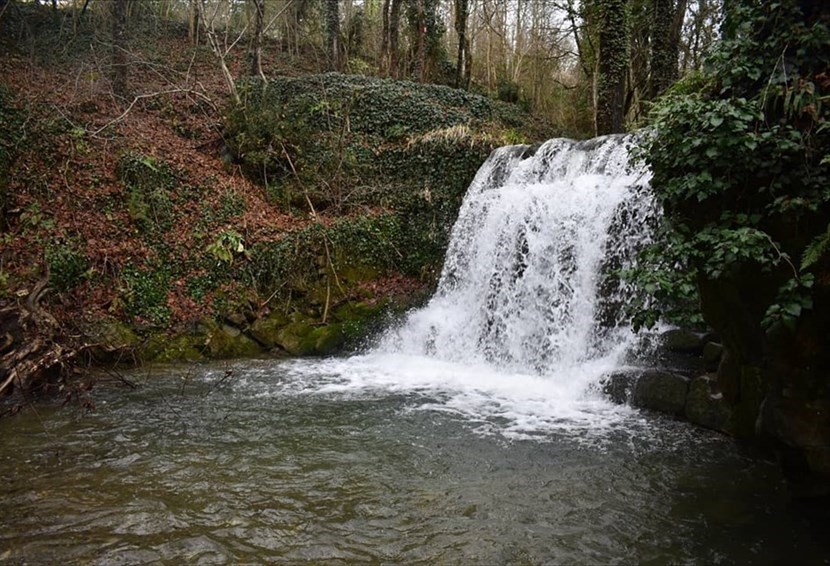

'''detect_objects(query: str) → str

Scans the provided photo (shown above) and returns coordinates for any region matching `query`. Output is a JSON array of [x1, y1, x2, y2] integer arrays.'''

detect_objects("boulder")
[[659, 328, 706, 354], [249, 311, 290, 349], [202, 320, 262, 359], [144, 334, 206, 363], [684, 375, 731, 433], [702, 341, 724, 372], [630, 369, 690, 416], [599, 370, 640, 404]]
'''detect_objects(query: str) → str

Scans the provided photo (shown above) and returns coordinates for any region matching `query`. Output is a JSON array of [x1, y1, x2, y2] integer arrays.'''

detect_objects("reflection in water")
[[1, 359, 827, 564]]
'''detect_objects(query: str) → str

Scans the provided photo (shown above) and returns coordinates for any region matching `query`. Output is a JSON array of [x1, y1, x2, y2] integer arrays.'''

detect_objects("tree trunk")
[[596, 0, 628, 135], [326, 0, 341, 70], [454, 0, 469, 88], [389, 0, 403, 77], [650, 0, 683, 97], [413, 0, 426, 82], [381, 0, 391, 74], [188, 0, 200, 45], [112, 0, 128, 99], [250, 0, 266, 80]]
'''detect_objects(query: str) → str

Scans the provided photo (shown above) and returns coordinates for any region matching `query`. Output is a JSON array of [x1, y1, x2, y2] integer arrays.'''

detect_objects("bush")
[[223, 73, 544, 209]]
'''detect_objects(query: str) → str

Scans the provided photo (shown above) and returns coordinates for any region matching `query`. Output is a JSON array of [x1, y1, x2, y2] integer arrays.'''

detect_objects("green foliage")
[[633, 0, 830, 333], [46, 241, 88, 293], [222, 74, 538, 286], [247, 214, 404, 294], [122, 265, 172, 325], [224, 73, 539, 210], [206, 229, 247, 265], [117, 152, 177, 233]]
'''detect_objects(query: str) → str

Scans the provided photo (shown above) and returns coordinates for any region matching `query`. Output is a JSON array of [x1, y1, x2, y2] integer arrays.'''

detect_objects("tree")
[[326, 0, 341, 70], [188, 0, 201, 45], [454, 0, 471, 88], [250, 0, 266, 80], [650, 0, 686, 97], [595, 0, 628, 134], [112, 0, 129, 99]]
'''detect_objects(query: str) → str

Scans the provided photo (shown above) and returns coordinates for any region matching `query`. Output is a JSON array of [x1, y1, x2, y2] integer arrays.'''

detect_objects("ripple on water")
[[0, 359, 827, 564]]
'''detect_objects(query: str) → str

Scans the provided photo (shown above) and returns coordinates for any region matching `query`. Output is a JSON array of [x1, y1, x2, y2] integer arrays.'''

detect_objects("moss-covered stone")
[[144, 333, 206, 363], [201, 320, 263, 359], [302, 323, 348, 355], [249, 311, 291, 349], [84, 319, 141, 363]]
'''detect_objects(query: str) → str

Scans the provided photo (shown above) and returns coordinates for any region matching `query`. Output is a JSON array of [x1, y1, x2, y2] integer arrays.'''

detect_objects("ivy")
[[631, 0, 830, 333]]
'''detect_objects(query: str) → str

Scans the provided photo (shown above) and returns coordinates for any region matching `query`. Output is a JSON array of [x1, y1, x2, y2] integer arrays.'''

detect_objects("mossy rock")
[[301, 323, 348, 355], [249, 311, 291, 349], [630, 369, 690, 417], [332, 300, 385, 322], [144, 333, 206, 363], [202, 320, 263, 359], [83, 319, 141, 363], [274, 318, 317, 355]]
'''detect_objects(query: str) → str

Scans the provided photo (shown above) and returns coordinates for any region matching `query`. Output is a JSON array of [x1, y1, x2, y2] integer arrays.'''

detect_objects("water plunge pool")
[[1, 358, 827, 564]]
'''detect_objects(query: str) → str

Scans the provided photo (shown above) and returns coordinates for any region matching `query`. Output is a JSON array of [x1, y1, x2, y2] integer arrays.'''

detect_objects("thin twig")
[[89, 88, 214, 136]]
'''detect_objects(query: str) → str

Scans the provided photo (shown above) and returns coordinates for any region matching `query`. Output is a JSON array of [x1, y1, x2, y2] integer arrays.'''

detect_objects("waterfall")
[[376, 134, 655, 375], [292, 134, 656, 437]]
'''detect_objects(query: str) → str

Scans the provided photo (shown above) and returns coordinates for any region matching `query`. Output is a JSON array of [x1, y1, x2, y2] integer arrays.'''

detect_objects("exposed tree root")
[[0, 269, 129, 406]]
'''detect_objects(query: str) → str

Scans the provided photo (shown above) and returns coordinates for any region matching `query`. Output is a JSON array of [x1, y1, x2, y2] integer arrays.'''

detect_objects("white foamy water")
[[279, 135, 656, 437]]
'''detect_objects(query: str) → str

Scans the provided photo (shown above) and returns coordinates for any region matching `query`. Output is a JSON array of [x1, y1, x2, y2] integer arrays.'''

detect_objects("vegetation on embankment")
[[630, 0, 830, 496], [0, 10, 548, 399]]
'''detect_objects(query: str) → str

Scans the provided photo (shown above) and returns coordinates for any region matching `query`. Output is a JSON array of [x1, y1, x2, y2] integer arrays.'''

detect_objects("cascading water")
[[377, 134, 654, 372], [291, 134, 657, 437]]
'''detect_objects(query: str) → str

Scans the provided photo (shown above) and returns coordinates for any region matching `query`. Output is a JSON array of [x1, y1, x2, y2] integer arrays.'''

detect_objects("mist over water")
[[290, 135, 658, 437]]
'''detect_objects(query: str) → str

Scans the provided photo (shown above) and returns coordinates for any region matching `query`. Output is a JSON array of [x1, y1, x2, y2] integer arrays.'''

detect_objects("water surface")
[[1, 358, 827, 565]]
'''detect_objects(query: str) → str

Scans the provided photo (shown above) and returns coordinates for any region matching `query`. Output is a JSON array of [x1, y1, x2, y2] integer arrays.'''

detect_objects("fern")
[[801, 223, 830, 271]]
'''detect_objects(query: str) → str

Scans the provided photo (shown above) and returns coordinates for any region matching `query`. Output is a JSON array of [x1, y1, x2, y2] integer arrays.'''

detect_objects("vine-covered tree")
[[250, 0, 266, 80], [650, 0, 686, 97], [595, 0, 629, 134], [326, 0, 341, 70]]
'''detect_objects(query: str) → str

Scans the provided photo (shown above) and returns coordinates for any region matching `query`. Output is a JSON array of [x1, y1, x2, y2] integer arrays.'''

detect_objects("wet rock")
[[301, 323, 348, 355], [660, 328, 706, 354], [765, 398, 830, 498], [702, 342, 724, 372], [144, 334, 205, 363], [685, 375, 731, 433], [84, 319, 141, 363], [630, 369, 690, 416], [599, 370, 640, 404], [273, 316, 317, 356]]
